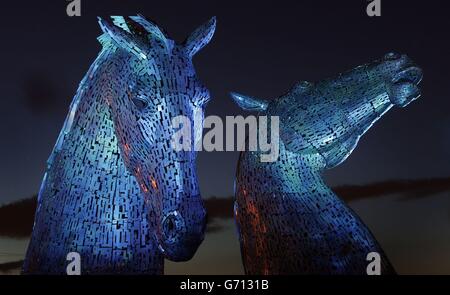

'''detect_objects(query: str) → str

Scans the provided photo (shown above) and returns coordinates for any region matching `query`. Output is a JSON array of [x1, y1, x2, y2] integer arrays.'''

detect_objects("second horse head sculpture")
[[231, 52, 422, 274]]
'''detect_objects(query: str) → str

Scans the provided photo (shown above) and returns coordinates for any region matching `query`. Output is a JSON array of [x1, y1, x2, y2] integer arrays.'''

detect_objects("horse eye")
[[132, 97, 148, 111]]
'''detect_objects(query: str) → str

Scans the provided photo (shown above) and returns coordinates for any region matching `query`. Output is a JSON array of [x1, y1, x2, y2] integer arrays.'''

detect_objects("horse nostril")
[[168, 218, 174, 231], [392, 66, 423, 85], [162, 211, 184, 243]]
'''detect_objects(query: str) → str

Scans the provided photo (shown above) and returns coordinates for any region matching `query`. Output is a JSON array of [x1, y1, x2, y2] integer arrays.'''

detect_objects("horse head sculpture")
[[23, 15, 216, 274], [230, 53, 422, 274]]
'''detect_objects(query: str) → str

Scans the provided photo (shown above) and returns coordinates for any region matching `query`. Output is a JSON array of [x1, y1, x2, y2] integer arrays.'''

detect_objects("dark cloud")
[[204, 196, 234, 220], [204, 197, 234, 233], [0, 260, 23, 273], [2, 178, 450, 237], [0, 196, 36, 238], [333, 178, 450, 203], [204, 178, 450, 225], [0, 195, 234, 237]]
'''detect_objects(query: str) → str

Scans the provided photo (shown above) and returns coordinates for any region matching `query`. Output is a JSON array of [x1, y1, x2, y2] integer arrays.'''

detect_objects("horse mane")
[[26, 46, 163, 273]]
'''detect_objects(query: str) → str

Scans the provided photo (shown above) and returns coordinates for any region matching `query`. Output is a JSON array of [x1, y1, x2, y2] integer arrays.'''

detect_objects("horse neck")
[[40, 49, 163, 273], [237, 140, 328, 196], [46, 49, 125, 179]]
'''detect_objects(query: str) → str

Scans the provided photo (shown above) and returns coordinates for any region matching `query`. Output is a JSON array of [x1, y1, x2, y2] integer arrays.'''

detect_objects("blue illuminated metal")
[[230, 53, 422, 274], [23, 15, 216, 274]]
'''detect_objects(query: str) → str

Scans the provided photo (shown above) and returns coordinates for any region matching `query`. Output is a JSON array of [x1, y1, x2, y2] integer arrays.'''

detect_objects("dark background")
[[0, 0, 450, 275], [0, 0, 449, 210]]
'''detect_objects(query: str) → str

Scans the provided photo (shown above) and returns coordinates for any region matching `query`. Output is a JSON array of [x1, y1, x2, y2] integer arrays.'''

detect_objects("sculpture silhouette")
[[230, 53, 423, 274], [23, 15, 216, 274]]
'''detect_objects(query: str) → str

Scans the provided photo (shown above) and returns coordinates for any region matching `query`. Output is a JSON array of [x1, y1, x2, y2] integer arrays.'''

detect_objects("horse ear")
[[183, 16, 216, 58], [230, 92, 269, 112], [98, 16, 149, 60]]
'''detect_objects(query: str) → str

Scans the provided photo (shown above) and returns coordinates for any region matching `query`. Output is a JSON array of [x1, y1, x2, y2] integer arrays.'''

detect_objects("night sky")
[[0, 0, 450, 275], [0, 0, 450, 274]]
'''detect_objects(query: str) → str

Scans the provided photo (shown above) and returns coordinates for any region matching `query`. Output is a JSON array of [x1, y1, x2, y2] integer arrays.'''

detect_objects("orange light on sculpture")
[[150, 177, 158, 190]]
